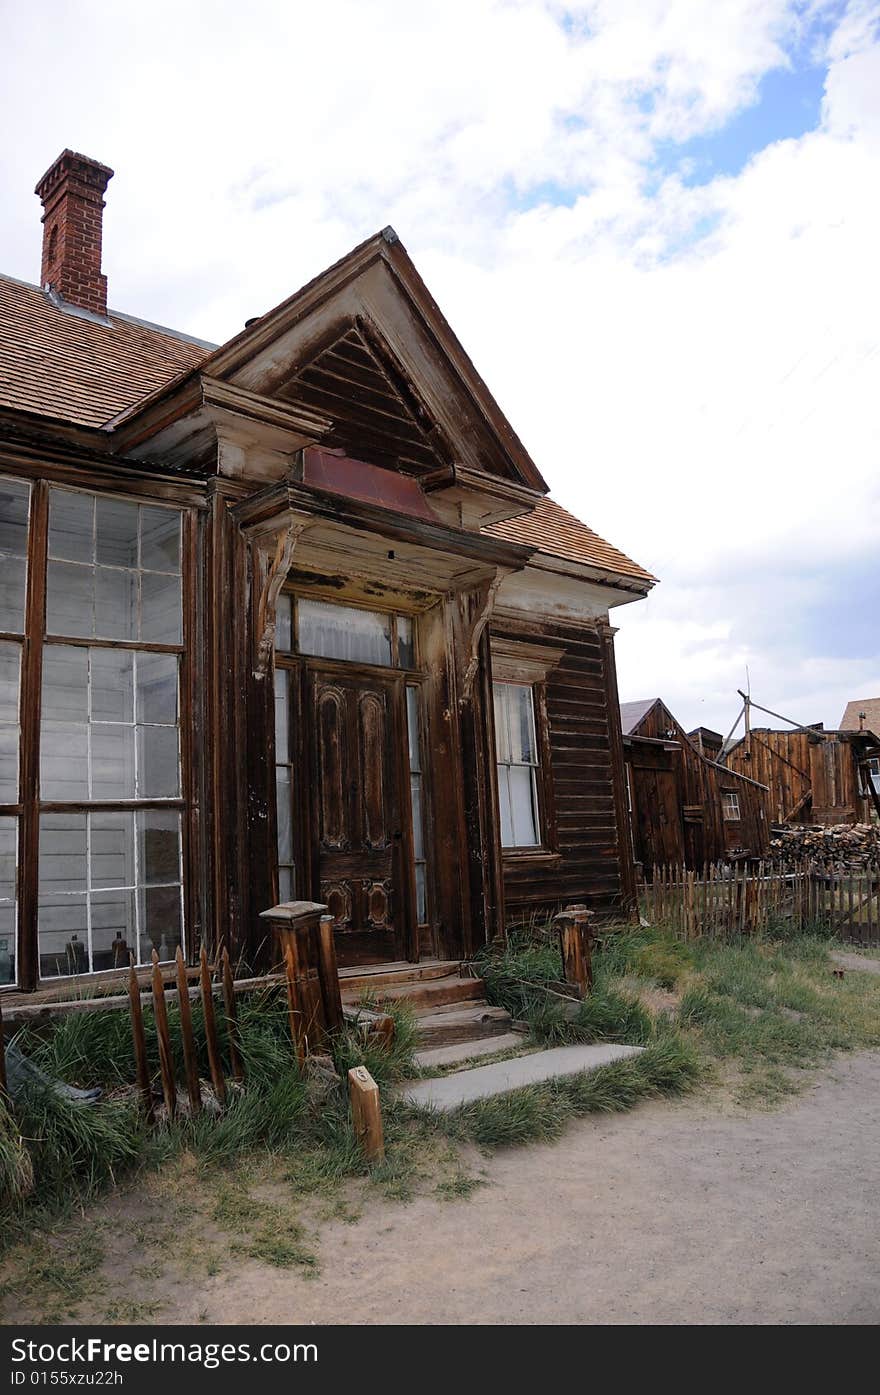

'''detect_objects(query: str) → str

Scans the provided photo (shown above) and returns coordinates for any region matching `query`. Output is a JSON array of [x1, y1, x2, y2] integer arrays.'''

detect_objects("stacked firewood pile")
[[769, 824, 880, 869]]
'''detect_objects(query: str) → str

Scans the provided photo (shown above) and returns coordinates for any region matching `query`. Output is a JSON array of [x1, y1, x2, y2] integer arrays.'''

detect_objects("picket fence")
[[642, 861, 880, 944]]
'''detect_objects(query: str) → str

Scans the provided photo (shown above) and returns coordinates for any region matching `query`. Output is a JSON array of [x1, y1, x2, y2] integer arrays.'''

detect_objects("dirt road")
[[172, 1050, 880, 1325]]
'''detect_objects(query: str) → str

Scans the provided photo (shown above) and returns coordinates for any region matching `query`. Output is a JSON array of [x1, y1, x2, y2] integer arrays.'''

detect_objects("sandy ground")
[[172, 1050, 880, 1326]]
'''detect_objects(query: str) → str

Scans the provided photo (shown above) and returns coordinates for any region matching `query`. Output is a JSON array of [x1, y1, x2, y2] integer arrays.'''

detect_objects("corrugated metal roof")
[[486, 497, 655, 587], [0, 273, 211, 427], [619, 698, 660, 734], [839, 698, 880, 733]]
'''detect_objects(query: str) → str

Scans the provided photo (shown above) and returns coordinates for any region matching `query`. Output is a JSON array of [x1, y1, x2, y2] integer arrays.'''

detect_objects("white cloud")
[[1, 0, 878, 734]]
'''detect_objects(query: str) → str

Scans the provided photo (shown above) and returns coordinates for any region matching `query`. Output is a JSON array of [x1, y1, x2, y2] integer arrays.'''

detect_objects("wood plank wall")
[[724, 728, 864, 824], [491, 619, 631, 922]]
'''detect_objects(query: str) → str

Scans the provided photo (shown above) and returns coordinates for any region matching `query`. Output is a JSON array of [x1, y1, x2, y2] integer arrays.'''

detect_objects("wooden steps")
[[339, 959, 515, 1051]]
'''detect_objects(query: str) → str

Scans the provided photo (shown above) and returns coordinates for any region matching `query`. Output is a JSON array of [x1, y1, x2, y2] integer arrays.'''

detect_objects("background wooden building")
[[621, 698, 770, 874], [723, 723, 880, 826], [0, 150, 655, 996]]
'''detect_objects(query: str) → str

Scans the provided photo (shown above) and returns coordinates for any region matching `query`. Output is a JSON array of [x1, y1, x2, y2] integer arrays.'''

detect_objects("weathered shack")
[[0, 150, 655, 1001], [724, 723, 880, 825], [621, 699, 770, 873]]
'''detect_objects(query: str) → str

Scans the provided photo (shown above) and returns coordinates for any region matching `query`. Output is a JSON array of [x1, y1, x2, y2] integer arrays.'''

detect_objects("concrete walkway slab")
[[399, 1042, 643, 1110], [413, 1033, 527, 1070], [832, 951, 880, 975]]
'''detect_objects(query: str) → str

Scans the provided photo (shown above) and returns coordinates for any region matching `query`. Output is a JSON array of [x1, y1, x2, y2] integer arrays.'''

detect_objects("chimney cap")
[[34, 149, 114, 202]]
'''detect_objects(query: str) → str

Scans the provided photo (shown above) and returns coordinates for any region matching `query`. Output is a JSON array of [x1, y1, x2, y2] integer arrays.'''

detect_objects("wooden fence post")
[[220, 945, 245, 1083], [0, 991, 8, 1101], [199, 944, 226, 1107], [128, 961, 154, 1122], [349, 1065, 384, 1162], [317, 915, 344, 1033], [151, 950, 177, 1119], [175, 947, 201, 1113]]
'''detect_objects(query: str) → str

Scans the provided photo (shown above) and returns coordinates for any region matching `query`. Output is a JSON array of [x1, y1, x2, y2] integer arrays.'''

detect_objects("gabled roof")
[[0, 234, 653, 589], [619, 698, 661, 734], [486, 498, 655, 588], [0, 272, 211, 427], [839, 698, 880, 733]]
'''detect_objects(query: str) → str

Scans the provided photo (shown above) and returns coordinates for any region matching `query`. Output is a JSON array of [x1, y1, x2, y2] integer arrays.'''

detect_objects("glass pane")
[[497, 765, 514, 848], [46, 560, 94, 637], [90, 810, 135, 889], [38, 893, 88, 978], [137, 724, 180, 798], [0, 478, 29, 557], [95, 565, 137, 641], [136, 652, 177, 726], [0, 643, 20, 802], [96, 497, 139, 568], [42, 644, 88, 722], [415, 863, 427, 925], [140, 506, 181, 573], [398, 616, 415, 668], [298, 598, 392, 666], [48, 489, 93, 563], [410, 775, 424, 860], [137, 809, 181, 885], [140, 884, 182, 963], [493, 684, 511, 763], [0, 561, 26, 635], [90, 724, 136, 799], [510, 684, 537, 765], [41, 725, 89, 800], [0, 816, 16, 986], [91, 889, 136, 971], [509, 765, 539, 847], [39, 813, 87, 893], [276, 594, 292, 652], [405, 686, 421, 772], [91, 648, 134, 723], [276, 767, 293, 862], [274, 668, 289, 760], [141, 571, 182, 644]]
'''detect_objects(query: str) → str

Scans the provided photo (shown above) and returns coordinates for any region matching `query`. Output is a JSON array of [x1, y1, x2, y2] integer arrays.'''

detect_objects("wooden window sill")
[[501, 848, 562, 866]]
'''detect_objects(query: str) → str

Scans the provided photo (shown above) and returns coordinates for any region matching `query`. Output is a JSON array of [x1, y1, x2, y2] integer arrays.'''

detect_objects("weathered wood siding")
[[725, 728, 865, 824], [491, 619, 633, 923], [627, 701, 770, 869]]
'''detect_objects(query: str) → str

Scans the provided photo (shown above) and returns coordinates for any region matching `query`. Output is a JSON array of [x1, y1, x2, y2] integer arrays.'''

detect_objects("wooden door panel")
[[316, 685, 348, 851], [311, 669, 406, 965]]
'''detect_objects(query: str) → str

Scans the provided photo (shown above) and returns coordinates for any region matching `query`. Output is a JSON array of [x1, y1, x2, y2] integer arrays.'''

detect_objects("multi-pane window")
[[721, 791, 741, 821], [406, 686, 427, 923], [274, 667, 295, 902], [36, 488, 184, 979], [277, 594, 416, 669], [46, 492, 182, 644], [493, 682, 541, 848], [0, 476, 29, 984]]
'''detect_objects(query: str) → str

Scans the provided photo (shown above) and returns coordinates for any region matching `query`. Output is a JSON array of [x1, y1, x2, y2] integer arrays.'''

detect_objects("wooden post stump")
[[175, 947, 201, 1113], [151, 950, 177, 1119], [259, 901, 332, 1063], [199, 944, 226, 1107], [348, 1065, 384, 1162], [553, 903, 595, 998]]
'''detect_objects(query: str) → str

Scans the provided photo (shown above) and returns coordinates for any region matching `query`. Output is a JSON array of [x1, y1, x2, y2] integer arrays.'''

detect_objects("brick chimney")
[[34, 150, 114, 318]]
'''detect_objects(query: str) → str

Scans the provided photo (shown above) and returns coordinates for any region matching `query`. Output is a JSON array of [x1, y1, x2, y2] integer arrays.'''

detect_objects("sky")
[[1, 0, 878, 738]]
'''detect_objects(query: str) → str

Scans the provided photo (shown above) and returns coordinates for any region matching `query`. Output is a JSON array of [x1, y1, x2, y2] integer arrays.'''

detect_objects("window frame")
[[493, 680, 548, 854], [721, 789, 742, 822], [0, 476, 198, 992]]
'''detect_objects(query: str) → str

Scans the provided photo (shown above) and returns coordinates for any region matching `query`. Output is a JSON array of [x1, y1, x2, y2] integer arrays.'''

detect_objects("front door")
[[311, 668, 407, 965]]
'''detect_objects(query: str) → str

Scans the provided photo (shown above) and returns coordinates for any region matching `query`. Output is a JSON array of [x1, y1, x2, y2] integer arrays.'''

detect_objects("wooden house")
[[620, 699, 770, 874], [0, 150, 655, 998], [723, 722, 880, 826]]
